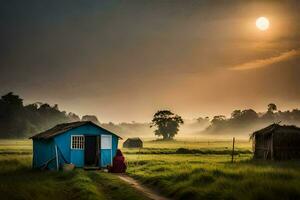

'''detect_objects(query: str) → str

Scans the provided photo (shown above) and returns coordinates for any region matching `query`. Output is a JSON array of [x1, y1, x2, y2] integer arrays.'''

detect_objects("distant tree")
[[1, 92, 23, 107], [291, 109, 300, 121], [0, 92, 26, 137], [0, 92, 83, 138], [150, 110, 184, 140], [68, 112, 80, 122], [211, 115, 226, 125], [240, 109, 258, 121], [268, 103, 277, 113], [195, 116, 210, 127], [197, 116, 210, 123], [231, 109, 258, 121], [260, 103, 278, 123], [231, 110, 242, 119], [82, 115, 100, 124]]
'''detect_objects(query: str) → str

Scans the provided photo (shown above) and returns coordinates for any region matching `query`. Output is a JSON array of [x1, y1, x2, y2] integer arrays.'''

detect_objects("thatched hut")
[[123, 137, 143, 148], [251, 123, 300, 160]]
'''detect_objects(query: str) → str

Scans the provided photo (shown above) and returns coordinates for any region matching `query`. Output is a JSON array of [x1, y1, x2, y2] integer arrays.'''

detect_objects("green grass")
[[2, 139, 300, 200], [141, 139, 252, 149], [122, 139, 252, 155], [125, 150, 300, 200], [0, 139, 32, 155], [0, 140, 149, 200]]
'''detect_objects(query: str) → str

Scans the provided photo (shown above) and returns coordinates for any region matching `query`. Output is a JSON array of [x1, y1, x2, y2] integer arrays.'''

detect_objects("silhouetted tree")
[[150, 110, 184, 140], [261, 103, 278, 123], [68, 112, 80, 122], [0, 92, 26, 137], [211, 115, 226, 125], [0, 92, 82, 138], [1, 92, 23, 107], [82, 115, 100, 124], [268, 103, 277, 113], [239, 109, 258, 121], [231, 110, 242, 119], [196, 116, 210, 126]]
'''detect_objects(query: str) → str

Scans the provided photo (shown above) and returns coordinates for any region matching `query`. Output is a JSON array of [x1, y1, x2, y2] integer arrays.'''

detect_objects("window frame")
[[71, 135, 85, 150]]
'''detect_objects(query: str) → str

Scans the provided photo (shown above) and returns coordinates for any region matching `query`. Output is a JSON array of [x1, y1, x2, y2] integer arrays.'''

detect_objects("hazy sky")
[[1, 0, 300, 122]]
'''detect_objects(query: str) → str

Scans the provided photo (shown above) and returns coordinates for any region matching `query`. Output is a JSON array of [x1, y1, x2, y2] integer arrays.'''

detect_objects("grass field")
[[0, 140, 149, 200], [0, 154, 150, 200], [125, 140, 300, 200], [1, 139, 300, 200]]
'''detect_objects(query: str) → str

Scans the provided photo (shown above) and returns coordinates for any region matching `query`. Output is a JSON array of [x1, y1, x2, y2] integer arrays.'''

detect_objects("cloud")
[[230, 49, 300, 71]]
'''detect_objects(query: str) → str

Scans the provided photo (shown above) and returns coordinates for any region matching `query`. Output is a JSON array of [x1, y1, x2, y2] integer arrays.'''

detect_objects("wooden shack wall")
[[253, 134, 273, 159], [273, 129, 300, 160]]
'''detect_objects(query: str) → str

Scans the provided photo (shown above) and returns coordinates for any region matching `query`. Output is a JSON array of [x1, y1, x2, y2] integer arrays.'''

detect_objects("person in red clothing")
[[108, 149, 127, 173]]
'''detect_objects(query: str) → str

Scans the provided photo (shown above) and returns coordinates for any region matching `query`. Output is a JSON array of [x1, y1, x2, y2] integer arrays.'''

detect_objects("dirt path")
[[117, 174, 171, 200]]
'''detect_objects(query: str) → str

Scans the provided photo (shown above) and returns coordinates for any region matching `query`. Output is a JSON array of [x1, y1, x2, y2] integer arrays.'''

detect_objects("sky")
[[1, 0, 300, 122]]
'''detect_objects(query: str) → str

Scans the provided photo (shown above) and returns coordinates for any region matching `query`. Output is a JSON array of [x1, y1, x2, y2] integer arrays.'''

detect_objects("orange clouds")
[[230, 49, 300, 71]]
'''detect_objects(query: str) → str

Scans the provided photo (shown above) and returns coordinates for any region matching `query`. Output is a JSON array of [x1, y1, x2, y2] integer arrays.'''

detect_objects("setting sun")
[[256, 16, 270, 31]]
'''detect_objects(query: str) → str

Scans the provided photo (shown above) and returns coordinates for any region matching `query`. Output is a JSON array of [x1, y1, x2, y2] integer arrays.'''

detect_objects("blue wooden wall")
[[32, 139, 56, 169], [32, 123, 119, 170]]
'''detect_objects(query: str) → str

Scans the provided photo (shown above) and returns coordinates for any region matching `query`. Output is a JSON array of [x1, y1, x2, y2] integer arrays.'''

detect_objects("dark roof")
[[251, 123, 300, 138], [124, 137, 143, 142], [30, 121, 122, 140]]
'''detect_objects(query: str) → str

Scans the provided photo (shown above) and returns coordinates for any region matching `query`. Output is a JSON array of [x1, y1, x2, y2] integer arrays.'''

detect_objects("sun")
[[256, 17, 270, 31]]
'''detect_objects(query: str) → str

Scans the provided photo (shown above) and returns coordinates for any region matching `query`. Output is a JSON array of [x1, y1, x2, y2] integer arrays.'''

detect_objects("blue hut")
[[30, 121, 122, 170]]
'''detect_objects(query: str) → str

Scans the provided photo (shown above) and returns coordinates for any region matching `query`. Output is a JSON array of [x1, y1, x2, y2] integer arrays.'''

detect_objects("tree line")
[[0, 92, 98, 138], [1, 92, 300, 139], [204, 103, 300, 135], [150, 103, 300, 140]]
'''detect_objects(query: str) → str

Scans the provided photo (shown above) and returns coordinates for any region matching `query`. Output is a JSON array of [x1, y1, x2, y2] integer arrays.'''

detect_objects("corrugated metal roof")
[[30, 121, 122, 140]]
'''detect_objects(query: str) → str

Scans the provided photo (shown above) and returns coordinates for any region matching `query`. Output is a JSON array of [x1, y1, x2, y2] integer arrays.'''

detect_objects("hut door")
[[84, 136, 98, 166]]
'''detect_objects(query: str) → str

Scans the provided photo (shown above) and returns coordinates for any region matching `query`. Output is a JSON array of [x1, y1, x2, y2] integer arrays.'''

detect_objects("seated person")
[[108, 149, 127, 173]]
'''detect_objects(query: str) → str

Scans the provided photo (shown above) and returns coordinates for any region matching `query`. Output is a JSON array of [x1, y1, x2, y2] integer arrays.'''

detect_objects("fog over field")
[[101, 118, 210, 140], [1, 92, 300, 140]]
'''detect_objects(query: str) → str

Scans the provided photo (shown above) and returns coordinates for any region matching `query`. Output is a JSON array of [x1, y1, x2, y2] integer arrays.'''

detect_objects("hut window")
[[101, 135, 112, 149], [71, 135, 84, 149]]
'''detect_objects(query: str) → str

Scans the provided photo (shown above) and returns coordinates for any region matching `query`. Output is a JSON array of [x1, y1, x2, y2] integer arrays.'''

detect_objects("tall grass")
[[2, 139, 300, 200], [0, 155, 105, 200], [0, 139, 149, 200], [126, 153, 300, 200]]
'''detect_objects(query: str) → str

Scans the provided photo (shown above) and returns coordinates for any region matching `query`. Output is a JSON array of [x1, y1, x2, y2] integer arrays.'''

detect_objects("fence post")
[[231, 137, 235, 163]]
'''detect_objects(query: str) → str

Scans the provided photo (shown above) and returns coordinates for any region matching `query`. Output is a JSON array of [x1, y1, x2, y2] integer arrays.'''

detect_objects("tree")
[[150, 110, 184, 140], [1, 92, 23, 107], [240, 109, 258, 121], [68, 112, 80, 122], [0, 92, 84, 138], [231, 110, 242, 119], [82, 115, 100, 124], [196, 116, 210, 126], [211, 115, 226, 125], [268, 103, 277, 113]]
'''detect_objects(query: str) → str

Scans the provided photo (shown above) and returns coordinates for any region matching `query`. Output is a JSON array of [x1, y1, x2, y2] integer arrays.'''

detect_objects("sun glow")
[[256, 17, 270, 31]]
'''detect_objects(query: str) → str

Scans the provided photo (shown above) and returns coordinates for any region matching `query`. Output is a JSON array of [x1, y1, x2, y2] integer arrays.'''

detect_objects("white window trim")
[[71, 135, 85, 150]]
